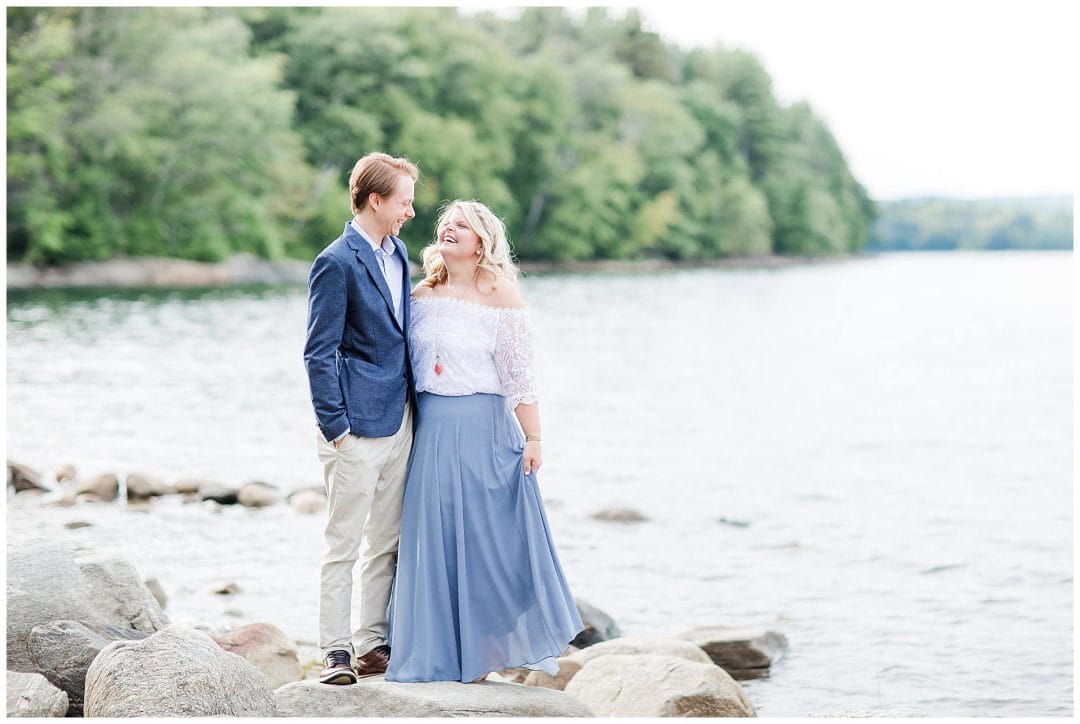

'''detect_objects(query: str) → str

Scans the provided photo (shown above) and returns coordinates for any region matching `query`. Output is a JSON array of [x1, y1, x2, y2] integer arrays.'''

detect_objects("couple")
[[303, 151, 583, 686]]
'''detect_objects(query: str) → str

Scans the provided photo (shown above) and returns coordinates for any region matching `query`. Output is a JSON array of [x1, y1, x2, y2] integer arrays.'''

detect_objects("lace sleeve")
[[495, 308, 538, 407]]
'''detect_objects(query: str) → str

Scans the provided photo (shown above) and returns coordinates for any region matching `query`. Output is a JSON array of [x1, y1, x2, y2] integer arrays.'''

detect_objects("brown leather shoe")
[[319, 650, 357, 685], [355, 644, 391, 677]]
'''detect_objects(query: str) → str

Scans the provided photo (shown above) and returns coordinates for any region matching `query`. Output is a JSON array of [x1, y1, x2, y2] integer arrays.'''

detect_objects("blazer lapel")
[[346, 225, 398, 325], [394, 236, 411, 332]]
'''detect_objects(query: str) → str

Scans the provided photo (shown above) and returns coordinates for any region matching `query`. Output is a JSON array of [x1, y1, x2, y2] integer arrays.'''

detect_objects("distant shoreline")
[[6, 252, 874, 291]]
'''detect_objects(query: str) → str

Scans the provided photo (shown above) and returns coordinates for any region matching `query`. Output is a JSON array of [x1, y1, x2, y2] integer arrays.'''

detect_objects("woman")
[[385, 200, 582, 683]]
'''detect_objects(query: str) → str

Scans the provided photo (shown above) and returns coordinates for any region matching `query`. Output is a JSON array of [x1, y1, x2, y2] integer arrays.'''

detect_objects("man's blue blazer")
[[304, 222, 415, 442]]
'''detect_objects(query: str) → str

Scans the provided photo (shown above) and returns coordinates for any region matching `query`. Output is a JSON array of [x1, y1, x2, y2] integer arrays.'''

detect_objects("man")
[[303, 151, 419, 685]]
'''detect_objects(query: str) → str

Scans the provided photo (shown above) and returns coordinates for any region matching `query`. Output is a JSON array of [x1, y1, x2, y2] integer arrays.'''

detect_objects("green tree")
[[7, 7, 310, 264]]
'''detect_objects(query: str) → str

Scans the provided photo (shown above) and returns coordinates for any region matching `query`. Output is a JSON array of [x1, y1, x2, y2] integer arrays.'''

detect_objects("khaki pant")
[[316, 403, 413, 658]]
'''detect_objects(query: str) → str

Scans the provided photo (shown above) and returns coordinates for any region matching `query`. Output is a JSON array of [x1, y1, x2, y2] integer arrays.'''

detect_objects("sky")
[[630, 0, 1078, 200]]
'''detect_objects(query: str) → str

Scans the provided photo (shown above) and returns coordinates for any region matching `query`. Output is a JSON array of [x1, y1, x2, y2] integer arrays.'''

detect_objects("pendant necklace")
[[433, 300, 444, 375]]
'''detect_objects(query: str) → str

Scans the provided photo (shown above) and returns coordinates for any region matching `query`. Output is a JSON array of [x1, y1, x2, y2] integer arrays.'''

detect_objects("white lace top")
[[409, 296, 538, 408]]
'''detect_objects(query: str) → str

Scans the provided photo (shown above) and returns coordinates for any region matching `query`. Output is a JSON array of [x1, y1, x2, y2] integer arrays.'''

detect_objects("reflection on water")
[[6, 252, 1073, 716]]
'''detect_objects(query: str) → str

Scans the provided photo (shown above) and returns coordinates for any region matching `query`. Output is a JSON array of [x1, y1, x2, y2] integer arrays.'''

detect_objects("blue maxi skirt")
[[385, 392, 583, 682]]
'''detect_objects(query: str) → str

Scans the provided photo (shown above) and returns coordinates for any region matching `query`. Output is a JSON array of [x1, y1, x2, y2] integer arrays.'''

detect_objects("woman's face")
[[437, 207, 482, 262]]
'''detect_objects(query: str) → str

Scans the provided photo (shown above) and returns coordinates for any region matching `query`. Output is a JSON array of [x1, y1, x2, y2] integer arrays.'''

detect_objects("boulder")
[[71, 473, 119, 502], [84, 625, 275, 717], [125, 472, 174, 501], [590, 507, 649, 522], [6, 671, 68, 718], [77, 557, 170, 632], [522, 657, 582, 690], [566, 636, 712, 668], [200, 480, 240, 505], [564, 654, 755, 717], [287, 487, 326, 514], [8, 462, 49, 493], [211, 623, 302, 689], [274, 678, 593, 717], [7, 539, 99, 672], [677, 626, 788, 679], [238, 480, 280, 508], [55, 464, 77, 484], [8, 542, 169, 675], [570, 598, 621, 648], [28, 620, 149, 716]]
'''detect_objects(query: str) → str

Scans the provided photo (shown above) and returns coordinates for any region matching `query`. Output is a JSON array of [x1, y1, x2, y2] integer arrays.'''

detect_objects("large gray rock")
[[564, 654, 755, 717], [567, 635, 712, 667], [28, 620, 149, 716], [84, 625, 275, 717], [6, 540, 167, 673], [571, 598, 621, 648], [77, 557, 170, 632], [677, 626, 788, 679], [274, 678, 593, 717], [7, 539, 98, 672], [6, 671, 68, 717], [211, 623, 301, 689]]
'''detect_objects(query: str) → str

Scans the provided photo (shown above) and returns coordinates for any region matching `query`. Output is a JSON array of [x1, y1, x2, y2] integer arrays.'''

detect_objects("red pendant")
[[434, 359, 443, 375]]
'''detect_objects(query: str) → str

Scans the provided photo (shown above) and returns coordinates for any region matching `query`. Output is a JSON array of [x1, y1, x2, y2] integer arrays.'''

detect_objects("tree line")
[[7, 7, 876, 266], [869, 196, 1072, 251]]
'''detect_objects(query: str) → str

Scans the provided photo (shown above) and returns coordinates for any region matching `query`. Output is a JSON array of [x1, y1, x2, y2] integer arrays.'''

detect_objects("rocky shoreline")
[[6, 252, 861, 291], [7, 459, 789, 718]]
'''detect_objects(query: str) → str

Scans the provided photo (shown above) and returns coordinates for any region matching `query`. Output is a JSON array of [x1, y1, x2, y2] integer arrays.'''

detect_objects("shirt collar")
[[350, 218, 395, 255]]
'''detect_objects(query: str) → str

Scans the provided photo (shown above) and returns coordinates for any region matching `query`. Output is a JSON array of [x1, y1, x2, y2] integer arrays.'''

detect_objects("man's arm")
[[303, 253, 350, 442]]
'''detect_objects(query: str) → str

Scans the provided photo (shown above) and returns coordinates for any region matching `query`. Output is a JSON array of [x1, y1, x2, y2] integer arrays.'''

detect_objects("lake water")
[[6, 251, 1073, 716]]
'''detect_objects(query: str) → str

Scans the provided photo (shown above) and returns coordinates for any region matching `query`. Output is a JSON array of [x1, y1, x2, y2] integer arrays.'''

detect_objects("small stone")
[[64, 521, 93, 529], [522, 657, 582, 690], [125, 472, 173, 501], [237, 481, 279, 508], [287, 488, 326, 514], [200, 481, 239, 505], [8, 461, 49, 493], [590, 507, 648, 522], [72, 473, 120, 502], [214, 582, 240, 595], [144, 578, 168, 609], [677, 625, 789, 679], [570, 598, 621, 648], [172, 478, 206, 495]]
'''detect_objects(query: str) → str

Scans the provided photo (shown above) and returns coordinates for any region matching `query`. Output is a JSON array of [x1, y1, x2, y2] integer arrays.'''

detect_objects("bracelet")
[[525, 434, 541, 442]]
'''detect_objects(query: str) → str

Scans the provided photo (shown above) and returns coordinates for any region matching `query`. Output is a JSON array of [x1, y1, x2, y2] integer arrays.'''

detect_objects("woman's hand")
[[523, 440, 542, 476]]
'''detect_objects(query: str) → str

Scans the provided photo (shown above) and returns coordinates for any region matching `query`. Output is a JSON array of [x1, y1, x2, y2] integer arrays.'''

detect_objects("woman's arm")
[[513, 402, 542, 476]]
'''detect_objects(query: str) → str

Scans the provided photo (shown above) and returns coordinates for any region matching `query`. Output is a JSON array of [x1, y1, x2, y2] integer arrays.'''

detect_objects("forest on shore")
[[869, 196, 1072, 251], [7, 6, 876, 267]]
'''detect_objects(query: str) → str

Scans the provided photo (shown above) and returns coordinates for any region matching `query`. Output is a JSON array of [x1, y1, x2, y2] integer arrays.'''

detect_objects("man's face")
[[375, 175, 416, 238]]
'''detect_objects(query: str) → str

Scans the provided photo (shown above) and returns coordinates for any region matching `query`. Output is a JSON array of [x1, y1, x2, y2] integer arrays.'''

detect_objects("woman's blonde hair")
[[420, 200, 520, 288]]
